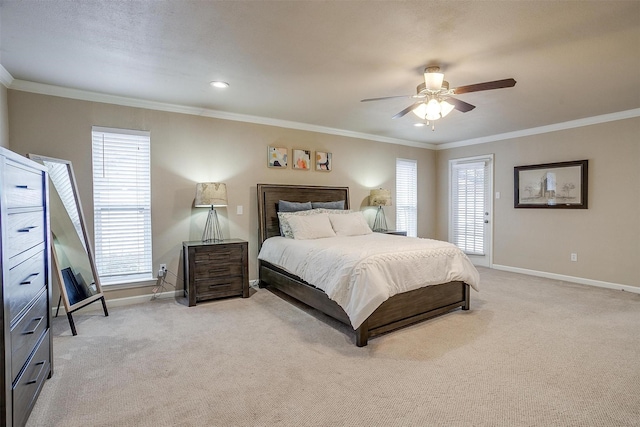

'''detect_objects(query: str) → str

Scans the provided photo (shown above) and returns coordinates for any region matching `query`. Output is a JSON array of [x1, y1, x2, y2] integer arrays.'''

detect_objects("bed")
[[257, 183, 478, 346]]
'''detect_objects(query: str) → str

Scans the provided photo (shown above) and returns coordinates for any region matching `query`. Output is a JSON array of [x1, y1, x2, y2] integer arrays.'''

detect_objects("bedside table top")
[[183, 238, 247, 247]]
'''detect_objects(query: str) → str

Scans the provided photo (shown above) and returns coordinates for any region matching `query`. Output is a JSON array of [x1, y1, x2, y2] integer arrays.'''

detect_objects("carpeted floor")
[[26, 267, 640, 426]]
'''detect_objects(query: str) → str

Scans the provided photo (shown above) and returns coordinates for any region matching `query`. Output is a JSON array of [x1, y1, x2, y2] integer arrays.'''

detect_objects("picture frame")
[[292, 149, 311, 170], [267, 146, 288, 168], [315, 151, 332, 171], [514, 159, 588, 209]]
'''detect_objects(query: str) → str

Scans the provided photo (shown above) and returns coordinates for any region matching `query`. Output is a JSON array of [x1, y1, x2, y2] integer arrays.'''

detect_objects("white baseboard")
[[491, 264, 640, 294], [53, 289, 183, 314]]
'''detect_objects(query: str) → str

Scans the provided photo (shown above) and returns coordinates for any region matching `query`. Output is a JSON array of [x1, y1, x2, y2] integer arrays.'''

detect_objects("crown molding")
[[8, 79, 435, 150], [436, 108, 640, 150], [8, 78, 637, 151], [0, 65, 14, 88]]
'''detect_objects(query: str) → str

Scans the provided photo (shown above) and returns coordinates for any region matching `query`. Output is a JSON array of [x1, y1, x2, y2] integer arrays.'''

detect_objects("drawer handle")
[[22, 316, 44, 335], [15, 185, 36, 190], [20, 272, 40, 285], [209, 284, 230, 288], [25, 361, 46, 385], [17, 226, 38, 233]]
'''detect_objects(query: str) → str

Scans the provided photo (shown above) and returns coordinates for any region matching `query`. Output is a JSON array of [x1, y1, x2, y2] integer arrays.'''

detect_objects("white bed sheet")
[[258, 233, 480, 329]]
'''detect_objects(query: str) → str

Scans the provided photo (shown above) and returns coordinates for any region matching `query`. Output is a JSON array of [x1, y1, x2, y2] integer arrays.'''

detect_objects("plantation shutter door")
[[451, 161, 487, 255]]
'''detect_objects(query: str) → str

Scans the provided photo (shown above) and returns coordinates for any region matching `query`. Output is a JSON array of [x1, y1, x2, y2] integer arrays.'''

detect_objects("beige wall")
[[8, 90, 435, 300], [436, 117, 640, 289], [0, 84, 8, 148]]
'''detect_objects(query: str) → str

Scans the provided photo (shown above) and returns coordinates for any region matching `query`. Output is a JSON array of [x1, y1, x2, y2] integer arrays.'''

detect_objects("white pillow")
[[329, 212, 373, 236], [287, 214, 336, 240], [278, 209, 325, 238]]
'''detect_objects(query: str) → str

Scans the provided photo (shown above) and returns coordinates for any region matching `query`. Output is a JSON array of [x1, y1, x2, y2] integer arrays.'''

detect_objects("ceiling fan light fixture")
[[426, 98, 441, 117], [411, 103, 427, 119], [440, 100, 455, 118], [424, 69, 444, 91]]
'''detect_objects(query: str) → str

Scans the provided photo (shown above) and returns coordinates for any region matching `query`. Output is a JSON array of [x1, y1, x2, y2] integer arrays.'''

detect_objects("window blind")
[[91, 127, 152, 283], [396, 158, 417, 237], [451, 161, 487, 255]]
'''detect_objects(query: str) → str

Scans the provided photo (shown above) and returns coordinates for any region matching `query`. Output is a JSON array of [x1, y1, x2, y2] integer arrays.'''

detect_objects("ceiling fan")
[[361, 66, 516, 130]]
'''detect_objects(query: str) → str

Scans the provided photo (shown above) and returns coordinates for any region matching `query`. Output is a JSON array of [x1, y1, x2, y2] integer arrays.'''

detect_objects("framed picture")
[[292, 149, 311, 170], [268, 146, 287, 168], [315, 151, 332, 171], [514, 159, 588, 208]]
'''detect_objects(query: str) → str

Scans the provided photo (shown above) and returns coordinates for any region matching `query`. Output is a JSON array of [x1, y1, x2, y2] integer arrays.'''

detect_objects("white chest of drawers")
[[1, 146, 52, 427]]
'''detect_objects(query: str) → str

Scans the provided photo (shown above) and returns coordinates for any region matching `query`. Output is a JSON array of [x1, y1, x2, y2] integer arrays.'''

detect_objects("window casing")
[[396, 158, 417, 237], [91, 127, 152, 284]]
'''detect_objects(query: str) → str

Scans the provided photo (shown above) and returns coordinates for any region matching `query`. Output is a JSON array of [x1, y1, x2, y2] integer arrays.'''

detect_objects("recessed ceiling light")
[[210, 81, 229, 89], [413, 123, 426, 127]]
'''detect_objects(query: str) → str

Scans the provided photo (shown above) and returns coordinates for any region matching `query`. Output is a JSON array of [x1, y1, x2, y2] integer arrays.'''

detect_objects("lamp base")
[[202, 207, 224, 242], [372, 205, 388, 232]]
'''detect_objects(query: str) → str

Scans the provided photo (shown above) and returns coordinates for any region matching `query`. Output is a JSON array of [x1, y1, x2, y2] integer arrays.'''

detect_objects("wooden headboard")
[[257, 184, 350, 247]]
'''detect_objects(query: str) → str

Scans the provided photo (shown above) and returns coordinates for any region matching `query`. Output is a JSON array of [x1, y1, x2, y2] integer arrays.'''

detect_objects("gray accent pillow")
[[311, 200, 345, 210], [278, 200, 312, 212]]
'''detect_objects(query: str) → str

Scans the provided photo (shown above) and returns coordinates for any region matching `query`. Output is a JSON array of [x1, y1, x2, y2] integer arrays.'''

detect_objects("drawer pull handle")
[[22, 316, 44, 335], [209, 284, 230, 288], [20, 272, 40, 285], [15, 185, 36, 190], [25, 361, 46, 385], [17, 226, 38, 233]]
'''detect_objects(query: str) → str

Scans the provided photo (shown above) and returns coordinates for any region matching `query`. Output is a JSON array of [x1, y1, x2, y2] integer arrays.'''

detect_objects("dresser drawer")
[[5, 209, 45, 259], [195, 276, 244, 301], [4, 160, 44, 208], [12, 331, 51, 427], [11, 290, 48, 382], [7, 248, 46, 323]]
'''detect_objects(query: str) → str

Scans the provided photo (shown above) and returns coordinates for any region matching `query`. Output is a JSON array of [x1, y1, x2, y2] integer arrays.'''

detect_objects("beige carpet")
[[26, 267, 640, 427]]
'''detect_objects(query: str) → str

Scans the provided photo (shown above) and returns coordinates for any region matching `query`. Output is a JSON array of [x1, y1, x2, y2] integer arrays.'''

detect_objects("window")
[[396, 158, 417, 237], [450, 158, 489, 255], [91, 127, 152, 284]]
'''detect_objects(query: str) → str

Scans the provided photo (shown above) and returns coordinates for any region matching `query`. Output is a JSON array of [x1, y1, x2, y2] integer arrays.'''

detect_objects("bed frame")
[[257, 183, 470, 346]]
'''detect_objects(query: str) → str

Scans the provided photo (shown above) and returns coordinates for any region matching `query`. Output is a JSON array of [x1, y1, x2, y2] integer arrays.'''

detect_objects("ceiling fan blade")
[[446, 97, 476, 113], [452, 78, 516, 95], [361, 94, 413, 102], [392, 102, 422, 119]]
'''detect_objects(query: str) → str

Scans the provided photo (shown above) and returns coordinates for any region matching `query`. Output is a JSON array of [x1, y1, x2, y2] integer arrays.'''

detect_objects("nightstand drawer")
[[11, 290, 48, 382], [194, 262, 244, 277], [4, 160, 44, 209], [193, 245, 243, 265], [195, 277, 244, 300]]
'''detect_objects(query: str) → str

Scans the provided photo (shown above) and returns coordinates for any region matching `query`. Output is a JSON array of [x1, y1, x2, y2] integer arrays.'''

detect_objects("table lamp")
[[195, 182, 228, 242], [369, 188, 392, 232]]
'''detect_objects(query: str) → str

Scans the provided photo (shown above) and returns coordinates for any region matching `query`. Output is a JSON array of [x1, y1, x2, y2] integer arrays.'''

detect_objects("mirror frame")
[[28, 154, 108, 335]]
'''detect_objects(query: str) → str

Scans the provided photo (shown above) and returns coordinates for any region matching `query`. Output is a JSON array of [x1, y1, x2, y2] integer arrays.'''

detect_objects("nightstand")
[[377, 230, 407, 236], [183, 239, 249, 307]]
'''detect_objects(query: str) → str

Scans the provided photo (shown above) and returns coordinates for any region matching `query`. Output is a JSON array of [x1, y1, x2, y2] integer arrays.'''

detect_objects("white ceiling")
[[1, 1, 639, 147]]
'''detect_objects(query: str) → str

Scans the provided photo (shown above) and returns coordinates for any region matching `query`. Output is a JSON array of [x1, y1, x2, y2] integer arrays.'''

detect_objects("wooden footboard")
[[259, 260, 469, 346]]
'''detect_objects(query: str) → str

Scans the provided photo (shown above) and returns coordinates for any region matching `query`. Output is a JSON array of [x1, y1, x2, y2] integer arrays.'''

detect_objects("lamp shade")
[[369, 188, 392, 206], [195, 182, 228, 207]]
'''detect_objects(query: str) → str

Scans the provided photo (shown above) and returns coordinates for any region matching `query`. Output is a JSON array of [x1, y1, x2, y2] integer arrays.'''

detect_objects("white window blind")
[[396, 158, 417, 237], [92, 127, 152, 284], [451, 161, 487, 255]]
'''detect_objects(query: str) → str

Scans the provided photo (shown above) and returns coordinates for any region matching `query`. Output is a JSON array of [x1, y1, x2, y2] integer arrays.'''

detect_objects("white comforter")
[[258, 234, 480, 329]]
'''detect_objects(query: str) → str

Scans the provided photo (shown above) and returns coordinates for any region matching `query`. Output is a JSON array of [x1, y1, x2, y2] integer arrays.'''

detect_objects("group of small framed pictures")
[[268, 146, 332, 172]]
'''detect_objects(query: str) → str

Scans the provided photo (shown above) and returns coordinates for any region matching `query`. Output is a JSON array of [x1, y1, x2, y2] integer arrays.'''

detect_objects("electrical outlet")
[[160, 263, 167, 272], [570, 253, 578, 262]]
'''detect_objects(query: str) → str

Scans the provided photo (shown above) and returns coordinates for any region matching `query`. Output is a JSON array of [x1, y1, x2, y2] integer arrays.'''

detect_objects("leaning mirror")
[[28, 154, 108, 335]]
